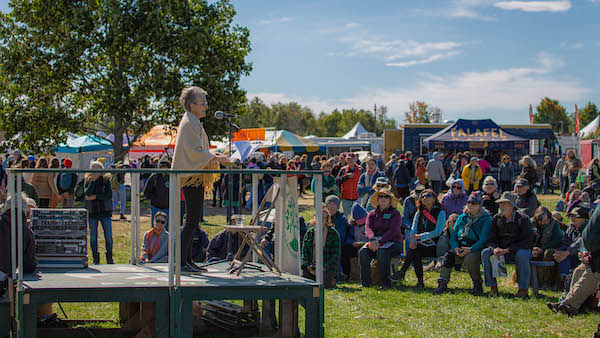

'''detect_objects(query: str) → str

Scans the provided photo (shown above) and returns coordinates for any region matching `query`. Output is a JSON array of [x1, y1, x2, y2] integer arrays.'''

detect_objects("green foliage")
[[534, 98, 570, 135], [243, 98, 397, 137], [579, 102, 598, 130], [403, 101, 442, 124], [0, 0, 251, 158]]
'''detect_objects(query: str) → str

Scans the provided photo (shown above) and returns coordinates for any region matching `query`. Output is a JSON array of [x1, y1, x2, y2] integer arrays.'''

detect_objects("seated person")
[[393, 189, 446, 289], [440, 179, 467, 216], [582, 182, 599, 204], [433, 192, 492, 295], [553, 207, 590, 278], [359, 188, 403, 289], [191, 227, 210, 263], [531, 206, 564, 289], [402, 185, 426, 236], [301, 208, 340, 289], [514, 179, 539, 218], [566, 189, 583, 213], [548, 251, 599, 316], [140, 211, 169, 263], [481, 192, 533, 298], [207, 229, 249, 261], [552, 211, 568, 232], [0, 193, 37, 275], [482, 176, 501, 216], [340, 203, 369, 280], [366, 177, 391, 212]]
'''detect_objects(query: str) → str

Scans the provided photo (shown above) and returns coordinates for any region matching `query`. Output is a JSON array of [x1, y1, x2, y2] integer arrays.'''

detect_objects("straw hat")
[[369, 187, 399, 209]]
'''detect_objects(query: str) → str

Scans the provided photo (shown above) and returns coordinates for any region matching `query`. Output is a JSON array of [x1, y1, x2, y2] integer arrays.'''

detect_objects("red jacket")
[[336, 165, 362, 200]]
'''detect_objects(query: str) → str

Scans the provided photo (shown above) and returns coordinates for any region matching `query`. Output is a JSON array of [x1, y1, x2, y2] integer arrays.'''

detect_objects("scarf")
[[458, 208, 484, 241], [143, 228, 164, 260]]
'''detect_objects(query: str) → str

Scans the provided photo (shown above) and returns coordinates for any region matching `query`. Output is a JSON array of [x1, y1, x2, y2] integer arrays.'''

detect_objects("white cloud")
[[247, 52, 589, 123], [561, 41, 585, 49], [493, 1, 571, 12], [386, 51, 461, 67], [258, 17, 295, 25]]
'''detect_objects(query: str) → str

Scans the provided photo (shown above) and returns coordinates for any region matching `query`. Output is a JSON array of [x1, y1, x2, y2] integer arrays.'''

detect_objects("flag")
[[529, 104, 534, 124], [575, 104, 580, 133]]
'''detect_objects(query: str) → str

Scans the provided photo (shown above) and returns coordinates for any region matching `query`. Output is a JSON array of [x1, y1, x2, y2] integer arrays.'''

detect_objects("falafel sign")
[[423, 119, 529, 150]]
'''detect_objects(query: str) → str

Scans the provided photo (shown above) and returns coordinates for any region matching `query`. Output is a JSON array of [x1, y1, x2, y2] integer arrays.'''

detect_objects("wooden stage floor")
[[18, 263, 323, 337]]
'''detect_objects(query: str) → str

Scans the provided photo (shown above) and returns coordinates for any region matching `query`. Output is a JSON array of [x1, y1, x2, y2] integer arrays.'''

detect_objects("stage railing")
[[7, 167, 324, 337]]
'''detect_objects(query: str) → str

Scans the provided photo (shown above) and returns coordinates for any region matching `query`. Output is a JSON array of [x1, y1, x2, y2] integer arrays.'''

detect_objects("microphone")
[[214, 111, 241, 119]]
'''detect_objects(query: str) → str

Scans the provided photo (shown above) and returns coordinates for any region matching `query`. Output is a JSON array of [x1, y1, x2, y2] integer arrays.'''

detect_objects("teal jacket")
[[450, 210, 492, 252]]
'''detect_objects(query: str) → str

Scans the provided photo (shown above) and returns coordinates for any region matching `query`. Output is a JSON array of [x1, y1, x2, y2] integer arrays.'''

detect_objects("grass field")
[[46, 192, 599, 337]]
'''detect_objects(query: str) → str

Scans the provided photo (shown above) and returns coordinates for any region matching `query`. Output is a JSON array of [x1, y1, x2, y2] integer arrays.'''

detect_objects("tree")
[[578, 102, 598, 129], [533, 97, 570, 135], [404, 101, 440, 123], [0, 0, 252, 158]]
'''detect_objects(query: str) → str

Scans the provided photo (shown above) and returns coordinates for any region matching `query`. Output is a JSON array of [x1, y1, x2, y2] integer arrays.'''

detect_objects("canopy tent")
[[342, 122, 368, 139], [423, 119, 529, 150], [579, 116, 600, 138], [55, 135, 113, 153], [260, 130, 324, 153], [128, 125, 177, 160]]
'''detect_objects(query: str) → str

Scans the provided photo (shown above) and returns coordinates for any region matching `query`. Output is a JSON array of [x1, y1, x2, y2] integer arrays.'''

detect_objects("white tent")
[[342, 122, 368, 139], [580, 116, 600, 138]]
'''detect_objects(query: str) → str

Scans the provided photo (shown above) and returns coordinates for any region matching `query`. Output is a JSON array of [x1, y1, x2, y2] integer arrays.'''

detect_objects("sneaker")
[[120, 214, 127, 220], [379, 283, 392, 290], [513, 289, 529, 299], [389, 270, 406, 283], [469, 282, 484, 296]]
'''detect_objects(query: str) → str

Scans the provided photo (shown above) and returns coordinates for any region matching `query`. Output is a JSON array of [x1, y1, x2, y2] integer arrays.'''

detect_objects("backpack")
[[59, 173, 74, 191]]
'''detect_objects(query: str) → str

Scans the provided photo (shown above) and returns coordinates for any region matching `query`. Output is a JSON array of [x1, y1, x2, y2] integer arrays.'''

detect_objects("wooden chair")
[[226, 183, 282, 275]]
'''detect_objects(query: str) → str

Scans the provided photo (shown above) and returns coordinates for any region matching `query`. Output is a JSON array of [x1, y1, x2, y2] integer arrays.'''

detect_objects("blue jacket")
[[402, 196, 417, 231], [357, 170, 386, 197], [450, 211, 492, 252], [331, 211, 350, 245]]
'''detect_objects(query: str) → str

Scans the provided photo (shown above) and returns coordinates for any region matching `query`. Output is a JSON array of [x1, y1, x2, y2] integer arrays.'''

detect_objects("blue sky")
[[1, 0, 598, 124]]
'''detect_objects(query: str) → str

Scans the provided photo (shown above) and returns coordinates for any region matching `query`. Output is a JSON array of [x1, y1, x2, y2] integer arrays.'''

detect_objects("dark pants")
[[39, 198, 50, 208], [500, 181, 512, 193], [182, 185, 204, 265], [400, 244, 437, 284], [341, 244, 359, 277], [359, 242, 403, 287], [302, 266, 336, 289], [431, 180, 442, 195]]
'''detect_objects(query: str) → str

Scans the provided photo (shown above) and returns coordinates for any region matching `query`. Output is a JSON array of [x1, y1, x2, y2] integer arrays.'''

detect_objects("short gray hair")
[[180, 86, 207, 112]]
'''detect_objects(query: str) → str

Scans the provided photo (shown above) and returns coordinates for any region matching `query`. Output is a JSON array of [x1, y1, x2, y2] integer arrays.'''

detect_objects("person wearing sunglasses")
[[482, 176, 501, 216], [392, 189, 446, 289], [433, 192, 492, 295], [440, 179, 467, 216], [311, 161, 338, 199], [140, 211, 169, 263]]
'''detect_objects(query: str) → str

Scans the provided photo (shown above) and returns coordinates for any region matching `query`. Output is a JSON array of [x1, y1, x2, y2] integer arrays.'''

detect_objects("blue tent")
[[423, 119, 529, 151], [55, 135, 113, 153]]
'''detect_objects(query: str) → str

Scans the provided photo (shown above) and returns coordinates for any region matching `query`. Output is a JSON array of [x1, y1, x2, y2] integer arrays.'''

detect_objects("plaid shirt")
[[301, 226, 340, 273]]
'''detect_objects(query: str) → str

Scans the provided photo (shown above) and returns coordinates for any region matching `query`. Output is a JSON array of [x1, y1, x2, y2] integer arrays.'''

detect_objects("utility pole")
[[374, 103, 377, 136]]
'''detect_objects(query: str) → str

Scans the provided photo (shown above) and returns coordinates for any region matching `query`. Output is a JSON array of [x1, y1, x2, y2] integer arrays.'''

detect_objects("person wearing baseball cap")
[[56, 158, 78, 208], [552, 206, 590, 279], [514, 178, 539, 218], [433, 191, 492, 295], [481, 191, 534, 298], [336, 151, 362, 217]]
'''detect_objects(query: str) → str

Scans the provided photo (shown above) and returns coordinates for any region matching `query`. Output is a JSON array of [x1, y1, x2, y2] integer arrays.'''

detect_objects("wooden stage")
[[20, 263, 324, 337]]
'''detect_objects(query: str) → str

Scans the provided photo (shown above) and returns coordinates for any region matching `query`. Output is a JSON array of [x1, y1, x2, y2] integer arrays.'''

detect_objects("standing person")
[[554, 153, 566, 197], [32, 158, 59, 208], [481, 176, 501, 216], [415, 157, 428, 188], [385, 154, 398, 181], [498, 155, 515, 193], [84, 161, 114, 265], [519, 155, 538, 190], [172, 86, 230, 273], [392, 189, 446, 289], [433, 192, 492, 295], [336, 152, 362, 217], [565, 150, 582, 187], [357, 157, 385, 208], [143, 158, 171, 229], [311, 155, 322, 170], [543, 156, 555, 194], [140, 211, 169, 263], [49, 157, 61, 208], [462, 157, 483, 194], [56, 158, 77, 208], [393, 155, 411, 200], [405, 151, 415, 188], [358, 188, 403, 289], [311, 161, 338, 199], [440, 179, 468, 216], [426, 152, 445, 195], [110, 162, 127, 220], [478, 157, 491, 175], [481, 192, 534, 298]]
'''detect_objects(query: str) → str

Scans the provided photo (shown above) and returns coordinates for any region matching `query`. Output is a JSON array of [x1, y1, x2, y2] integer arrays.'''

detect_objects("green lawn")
[[49, 193, 598, 337]]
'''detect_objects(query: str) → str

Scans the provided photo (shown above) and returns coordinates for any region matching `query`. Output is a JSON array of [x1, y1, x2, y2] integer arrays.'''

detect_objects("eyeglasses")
[[155, 219, 167, 224], [421, 194, 434, 199], [452, 186, 461, 189], [467, 201, 479, 205], [378, 195, 391, 199]]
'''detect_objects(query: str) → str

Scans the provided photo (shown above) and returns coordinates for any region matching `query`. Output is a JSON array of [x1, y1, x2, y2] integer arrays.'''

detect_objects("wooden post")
[[260, 300, 277, 335], [279, 300, 299, 337]]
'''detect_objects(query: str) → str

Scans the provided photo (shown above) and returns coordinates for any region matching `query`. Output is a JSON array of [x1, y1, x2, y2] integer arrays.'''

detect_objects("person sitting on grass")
[[358, 188, 403, 290], [301, 208, 340, 289], [552, 206, 590, 280], [433, 192, 492, 295], [391, 189, 446, 289], [481, 192, 533, 298], [140, 211, 169, 263]]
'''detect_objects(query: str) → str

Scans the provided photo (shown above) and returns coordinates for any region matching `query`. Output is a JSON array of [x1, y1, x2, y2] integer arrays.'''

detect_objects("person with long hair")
[[392, 189, 446, 289], [415, 157, 428, 188], [498, 155, 515, 192], [519, 155, 538, 188], [31, 157, 59, 208], [301, 208, 340, 289]]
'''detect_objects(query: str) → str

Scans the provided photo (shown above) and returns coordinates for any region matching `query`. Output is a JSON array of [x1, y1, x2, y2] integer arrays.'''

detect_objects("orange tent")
[[129, 125, 177, 160]]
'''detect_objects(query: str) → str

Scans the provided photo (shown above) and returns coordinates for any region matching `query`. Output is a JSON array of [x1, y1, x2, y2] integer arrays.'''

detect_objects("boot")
[[469, 281, 483, 296], [490, 285, 499, 296], [513, 288, 528, 299], [106, 252, 114, 264], [389, 269, 406, 283], [92, 252, 100, 265], [432, 278, 449, 295]]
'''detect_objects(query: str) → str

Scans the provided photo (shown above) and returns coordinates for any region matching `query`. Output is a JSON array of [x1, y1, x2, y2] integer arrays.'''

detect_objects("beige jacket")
[[172, 112, 218, 188]]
